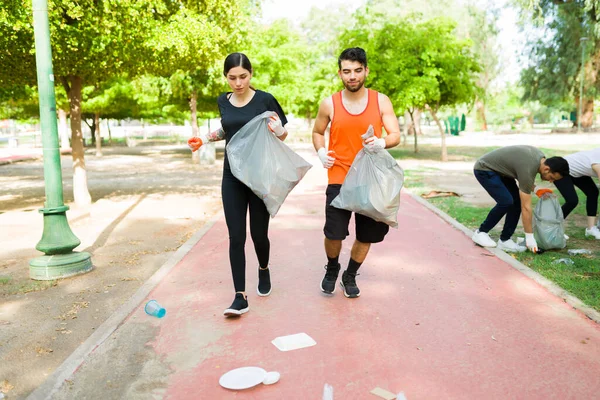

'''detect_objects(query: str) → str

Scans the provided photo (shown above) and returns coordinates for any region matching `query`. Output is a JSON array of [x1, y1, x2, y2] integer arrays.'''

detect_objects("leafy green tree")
[[340, 14, 480, 160], [149, 1, 256, 164], [0, 0, 254, 204], [0, 86, 39, 120], [464, 4, 501, 131], [516, 0, 599, 128], [298, 5, 354, 122], [247, 19, 325, 123], [1, 0, 166, 205]]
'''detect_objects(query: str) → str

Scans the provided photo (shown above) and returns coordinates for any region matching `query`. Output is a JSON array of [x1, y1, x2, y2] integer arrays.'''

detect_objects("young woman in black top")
[[188, 53, 288, 317]]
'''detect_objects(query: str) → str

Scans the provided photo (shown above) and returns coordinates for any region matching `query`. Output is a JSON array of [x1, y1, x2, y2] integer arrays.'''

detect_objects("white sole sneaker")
[[223, 307, 249, 317], [472, 231, 497, 247], [585, 229, 600, 239], [497, 241, 527, 253], [257, 287, 271, 297]]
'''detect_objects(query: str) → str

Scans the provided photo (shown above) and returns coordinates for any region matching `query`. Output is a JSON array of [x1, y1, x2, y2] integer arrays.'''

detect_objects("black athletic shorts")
[[324, 184, 390, 243]]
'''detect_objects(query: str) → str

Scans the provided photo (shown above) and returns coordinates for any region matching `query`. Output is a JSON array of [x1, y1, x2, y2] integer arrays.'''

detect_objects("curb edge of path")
[[405, 189, 600, 325], [26, 210, 224, 400]]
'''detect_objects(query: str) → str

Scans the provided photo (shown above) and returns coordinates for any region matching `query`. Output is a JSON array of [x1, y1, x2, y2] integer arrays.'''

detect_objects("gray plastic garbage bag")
[[226, 111, 312, 217], [330, 125, 404, 227], [533, 193, 566, 250]]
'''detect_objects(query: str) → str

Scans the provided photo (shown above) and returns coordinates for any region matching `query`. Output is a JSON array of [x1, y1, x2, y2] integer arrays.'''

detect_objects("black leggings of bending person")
[[221, 168, 270, 292], [554, 175, 599, 218]]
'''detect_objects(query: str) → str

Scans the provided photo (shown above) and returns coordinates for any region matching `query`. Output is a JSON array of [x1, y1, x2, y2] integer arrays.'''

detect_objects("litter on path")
[[271, 332, 316, 352]]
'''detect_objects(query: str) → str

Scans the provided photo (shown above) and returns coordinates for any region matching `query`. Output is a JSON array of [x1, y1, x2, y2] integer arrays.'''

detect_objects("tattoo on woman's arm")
[[206, 127, 225, 142]]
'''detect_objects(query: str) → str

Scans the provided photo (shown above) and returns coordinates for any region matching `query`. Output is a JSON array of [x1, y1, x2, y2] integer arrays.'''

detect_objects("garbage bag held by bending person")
[[533, 193, 566, 250], [226, 111, 312, 217], [330, 125, 404, 227]]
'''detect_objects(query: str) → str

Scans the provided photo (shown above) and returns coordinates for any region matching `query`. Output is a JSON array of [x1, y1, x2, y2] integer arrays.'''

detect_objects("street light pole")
[[578, 36, 588, 132], [29, 0, 92, 279]]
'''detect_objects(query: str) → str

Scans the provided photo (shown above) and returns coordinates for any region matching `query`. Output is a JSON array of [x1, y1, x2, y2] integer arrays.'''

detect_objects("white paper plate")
[[271, 332, 316, 351], [219, 367, 267, 390]]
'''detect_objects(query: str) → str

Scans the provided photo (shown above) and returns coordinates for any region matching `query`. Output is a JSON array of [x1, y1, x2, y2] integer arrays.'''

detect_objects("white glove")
[[525, 233, 538, 253], [317, 148, 335, 169], [364, 136, 386, 152], [268, 115, 286, 137]]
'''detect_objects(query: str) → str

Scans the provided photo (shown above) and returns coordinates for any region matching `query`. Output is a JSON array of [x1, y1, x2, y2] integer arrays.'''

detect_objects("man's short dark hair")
[[544, 156, 570, 177], [338, 47, 368, 70]]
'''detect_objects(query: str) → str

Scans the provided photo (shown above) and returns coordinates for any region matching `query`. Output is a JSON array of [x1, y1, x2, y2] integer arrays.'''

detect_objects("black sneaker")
[[340, 270, 360, 298], [223, 293, 249, 317], [257, 267, 271, 296], [320, 263, 341, 294]]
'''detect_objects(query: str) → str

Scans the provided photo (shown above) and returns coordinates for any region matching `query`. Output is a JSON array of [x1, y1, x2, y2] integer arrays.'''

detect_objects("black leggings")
[[554, 175, 599, 218], [222, 168, 270, 292]]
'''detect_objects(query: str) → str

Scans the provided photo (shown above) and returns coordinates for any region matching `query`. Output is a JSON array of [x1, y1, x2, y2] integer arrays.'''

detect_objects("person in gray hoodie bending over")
[[471, 145, 569, 253]]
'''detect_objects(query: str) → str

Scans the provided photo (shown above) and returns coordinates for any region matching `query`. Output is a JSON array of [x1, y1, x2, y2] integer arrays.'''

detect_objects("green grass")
[[403, 167, 440, 189], [389, 145, 501, 161], [514, 251, 600, 310], [389, 144, 575, 162], [428, 196, 490, 228], [428, 192, 600, 311]]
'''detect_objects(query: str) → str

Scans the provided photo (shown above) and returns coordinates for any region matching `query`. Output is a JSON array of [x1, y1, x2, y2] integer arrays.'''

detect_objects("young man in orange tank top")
[[311, 47, 401, 298]]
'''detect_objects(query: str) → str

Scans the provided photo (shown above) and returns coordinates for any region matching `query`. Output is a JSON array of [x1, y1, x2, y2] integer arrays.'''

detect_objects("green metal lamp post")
[[29, 0, 92, 280]]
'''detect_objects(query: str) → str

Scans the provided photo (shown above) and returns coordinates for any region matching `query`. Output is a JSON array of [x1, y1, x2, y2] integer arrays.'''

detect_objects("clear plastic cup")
[[144, 300, 166, 318]]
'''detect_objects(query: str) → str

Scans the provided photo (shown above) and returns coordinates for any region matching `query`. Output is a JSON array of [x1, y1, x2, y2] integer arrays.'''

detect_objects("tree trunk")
[[305, 111, 313, 127], [85, 117, 95, 146], [95, 112, 102, 156], [475, 98, 488, 131], [414, 109, 423, 136], [190, 89, 200, 164], [408, 109, 418, 153], [401, 114, 408, 146], [582, 99, 594, 128], [141, 118, 147, 141], [427, 105, 447, 162], [107, 119, 112, 145], [58, 109, 70, 149], [404, 111, 414, 136], [66, 75, 92, 207], [190, 90, 199, 137]]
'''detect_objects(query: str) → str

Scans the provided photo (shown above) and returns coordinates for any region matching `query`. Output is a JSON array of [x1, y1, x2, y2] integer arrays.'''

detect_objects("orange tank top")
[[329, 88, 382, 184]]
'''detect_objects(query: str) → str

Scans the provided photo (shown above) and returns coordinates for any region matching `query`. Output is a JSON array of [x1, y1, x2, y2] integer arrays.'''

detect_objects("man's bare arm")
[[312, 98, 332, 152], [379, 94, 401, 148], [520, 191, 534, 233]]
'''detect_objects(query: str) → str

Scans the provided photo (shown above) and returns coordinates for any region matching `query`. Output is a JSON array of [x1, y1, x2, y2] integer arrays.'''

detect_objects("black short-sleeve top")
[[217, 89, 288, 170]]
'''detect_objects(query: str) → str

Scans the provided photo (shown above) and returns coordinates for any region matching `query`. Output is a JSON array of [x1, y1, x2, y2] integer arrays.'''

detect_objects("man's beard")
[[344, 80, 364, 92]]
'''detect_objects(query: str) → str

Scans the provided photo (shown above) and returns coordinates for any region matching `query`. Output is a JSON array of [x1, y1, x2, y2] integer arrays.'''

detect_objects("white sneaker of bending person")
[[472, 230, 497, 247], [497, 238, 527, 253], [585, 226, 600, 239]]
